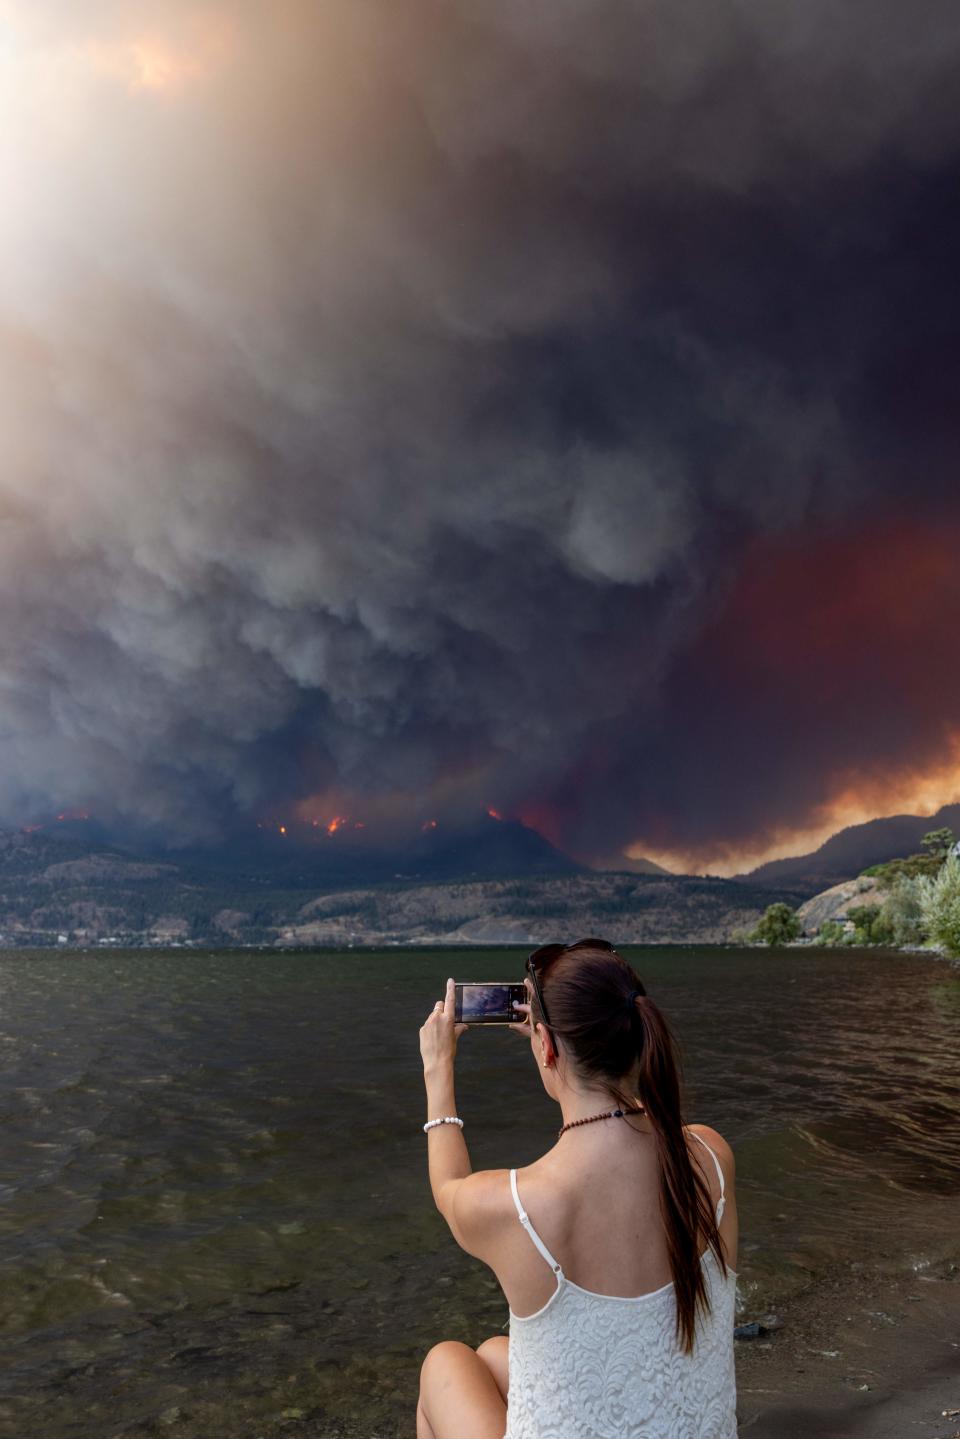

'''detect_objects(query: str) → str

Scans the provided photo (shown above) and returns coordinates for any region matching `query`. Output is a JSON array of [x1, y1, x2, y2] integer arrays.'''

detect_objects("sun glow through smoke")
[[84, 14, 235, 94], [0, 8, 239, 99]]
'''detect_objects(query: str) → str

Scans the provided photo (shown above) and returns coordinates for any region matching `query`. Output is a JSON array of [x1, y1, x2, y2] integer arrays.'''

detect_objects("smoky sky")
[[1, 0, 959, 865]]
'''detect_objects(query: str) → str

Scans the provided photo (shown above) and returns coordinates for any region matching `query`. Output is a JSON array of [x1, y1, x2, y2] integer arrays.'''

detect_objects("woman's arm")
[[423, 988, 472, 1197], [426, 1053, 474, 1197], [419, 978, 507, 1258]]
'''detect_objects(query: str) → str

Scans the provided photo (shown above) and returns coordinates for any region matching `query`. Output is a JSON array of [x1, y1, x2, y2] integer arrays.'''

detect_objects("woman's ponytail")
[[629, 994, 727, 1353]]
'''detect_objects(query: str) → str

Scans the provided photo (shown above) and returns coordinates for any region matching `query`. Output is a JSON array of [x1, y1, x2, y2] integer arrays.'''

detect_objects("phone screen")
[[455, 981, 528, 1025]]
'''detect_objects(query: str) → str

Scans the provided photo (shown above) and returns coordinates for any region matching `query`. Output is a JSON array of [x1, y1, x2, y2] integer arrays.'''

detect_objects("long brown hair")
[[532, 941, 727, 1354]]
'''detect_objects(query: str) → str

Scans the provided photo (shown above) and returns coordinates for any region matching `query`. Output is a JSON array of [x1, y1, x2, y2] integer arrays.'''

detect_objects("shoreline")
[[1, 939, 955, 956], [736, 1251, 960, 1435]]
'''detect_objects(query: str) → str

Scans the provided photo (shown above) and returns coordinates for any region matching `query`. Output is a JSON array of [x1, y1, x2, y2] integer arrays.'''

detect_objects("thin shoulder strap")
[[509, 1169, 564, 1279], [689, 1131, 726, 1224]]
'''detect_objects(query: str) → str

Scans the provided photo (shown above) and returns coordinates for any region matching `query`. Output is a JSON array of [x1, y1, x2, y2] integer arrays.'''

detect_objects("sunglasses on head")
[[525, 937, 626, 1029]]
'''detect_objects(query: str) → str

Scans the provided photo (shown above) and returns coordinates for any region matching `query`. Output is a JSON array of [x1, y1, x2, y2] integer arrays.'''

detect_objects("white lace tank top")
[[503, 1132, 737, 1439]]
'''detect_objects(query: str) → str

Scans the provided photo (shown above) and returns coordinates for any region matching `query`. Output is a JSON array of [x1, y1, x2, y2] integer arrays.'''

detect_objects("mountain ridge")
[[2, 800, 957, 945], [741, 803, 960, 892], [0, 820, 801, 947]]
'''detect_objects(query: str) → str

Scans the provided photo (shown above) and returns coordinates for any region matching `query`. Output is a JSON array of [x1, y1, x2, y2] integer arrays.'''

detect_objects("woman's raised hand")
[[419, 977, 467, 1072]]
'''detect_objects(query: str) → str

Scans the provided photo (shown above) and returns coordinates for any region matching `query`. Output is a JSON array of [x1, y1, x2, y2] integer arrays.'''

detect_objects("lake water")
[[1, 946, 958, 1437]]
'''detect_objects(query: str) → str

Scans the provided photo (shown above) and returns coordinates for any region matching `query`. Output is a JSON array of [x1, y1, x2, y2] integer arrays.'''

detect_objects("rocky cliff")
[[795, 874, 881, 936]]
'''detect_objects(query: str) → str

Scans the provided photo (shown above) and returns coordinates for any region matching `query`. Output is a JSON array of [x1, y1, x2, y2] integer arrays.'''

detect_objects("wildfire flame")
[[303, 814, 364, 832], [487, 807, 503, 821], [422, 818, 438, 831]]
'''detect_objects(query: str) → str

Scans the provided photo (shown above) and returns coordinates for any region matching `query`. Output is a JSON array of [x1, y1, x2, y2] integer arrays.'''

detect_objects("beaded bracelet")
[[423, 1116, 464, 1133]]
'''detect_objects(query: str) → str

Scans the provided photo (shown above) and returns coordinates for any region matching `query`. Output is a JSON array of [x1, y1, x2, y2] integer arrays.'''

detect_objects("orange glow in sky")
[[630, 735, 960, 877]]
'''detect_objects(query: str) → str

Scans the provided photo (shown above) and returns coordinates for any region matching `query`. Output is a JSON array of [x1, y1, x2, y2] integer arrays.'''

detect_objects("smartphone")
[[454, 981, 528, 1025]]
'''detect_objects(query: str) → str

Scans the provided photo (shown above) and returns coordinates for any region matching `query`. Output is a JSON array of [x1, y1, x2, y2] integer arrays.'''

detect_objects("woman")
[[417, 938, 738, 1439]]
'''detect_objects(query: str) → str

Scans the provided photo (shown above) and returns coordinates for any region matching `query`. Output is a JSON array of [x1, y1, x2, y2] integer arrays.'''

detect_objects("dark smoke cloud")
[[1, 0, 959, 859]]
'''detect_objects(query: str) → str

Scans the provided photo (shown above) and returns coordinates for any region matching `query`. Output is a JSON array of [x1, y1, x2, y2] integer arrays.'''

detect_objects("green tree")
[[814, 918, 848, 946], [881, 873, 925, 946], [747, 902, 802, 946], [845, 903, 896, 946], [918, 852, 960, 957], [921, 827, 956, 859]]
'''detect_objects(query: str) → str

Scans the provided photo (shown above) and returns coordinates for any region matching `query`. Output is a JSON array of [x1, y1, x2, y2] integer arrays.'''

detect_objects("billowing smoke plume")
[[1, 0, 959, 864]]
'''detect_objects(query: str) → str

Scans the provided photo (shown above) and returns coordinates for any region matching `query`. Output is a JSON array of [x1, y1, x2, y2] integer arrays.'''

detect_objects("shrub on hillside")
[[861, 829, 956, 888], [863, 853, 943, 885], [917, 852, 960, 958]]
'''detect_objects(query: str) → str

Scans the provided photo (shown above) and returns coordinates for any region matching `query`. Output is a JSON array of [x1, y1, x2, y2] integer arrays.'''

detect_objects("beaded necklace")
[[558, 1104, 645, 1138]]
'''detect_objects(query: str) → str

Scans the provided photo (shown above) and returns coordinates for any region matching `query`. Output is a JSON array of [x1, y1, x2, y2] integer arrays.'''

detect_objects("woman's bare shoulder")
[[684, 1123, 736, 1177], [438, 1168, 516, 1261]]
